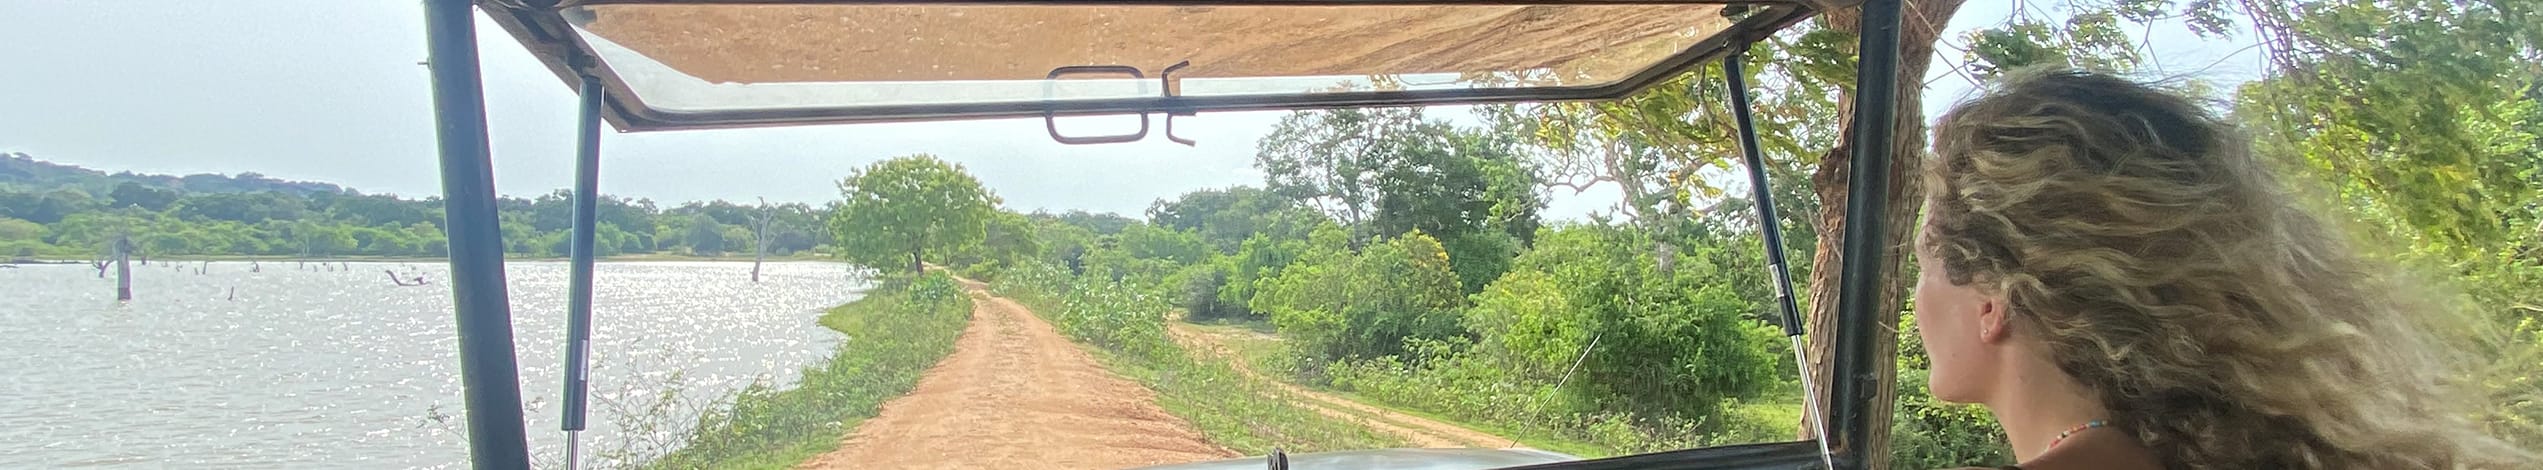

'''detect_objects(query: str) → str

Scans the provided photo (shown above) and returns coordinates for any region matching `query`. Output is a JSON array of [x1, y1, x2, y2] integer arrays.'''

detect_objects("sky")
[[0, 2, 2267, 220]]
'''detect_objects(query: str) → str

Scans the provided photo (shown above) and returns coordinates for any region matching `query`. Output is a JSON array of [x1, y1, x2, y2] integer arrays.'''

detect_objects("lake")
[[0, 260, 869, 469]]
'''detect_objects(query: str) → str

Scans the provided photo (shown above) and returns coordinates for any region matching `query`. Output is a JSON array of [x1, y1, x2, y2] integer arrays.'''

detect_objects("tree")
[[0, 216, 45, 242], [1052, 210, 1138, 235], [1146, 186, 1325, 252], [1254, 229, 1466, 364], [1256, 107, 1428, 238], [2231, 0, 2541, 255], [174, 192, 306, 223], [1470, 224, 1780, 421], [1259, 110, 1547, 296], [293, 222, 355, 256], [107, 182, 179, 212], [685, 215, 726, 256], [827, 154, 1000, 274], [1216, 232, 1315, 319], [1115, 223, 1212, 266], [751, 197, 778, 282], [950, 210, 1042, 280], [0, 189, 99, 224], [324, 193, 433, 227], [1258, 109, 1546, 245], [2224, 0, 2543, 445], [1028, 214, 1099, 273]]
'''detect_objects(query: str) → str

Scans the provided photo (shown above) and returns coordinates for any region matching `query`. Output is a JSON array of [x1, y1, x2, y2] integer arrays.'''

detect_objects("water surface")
[[0, 260, 867, 469]]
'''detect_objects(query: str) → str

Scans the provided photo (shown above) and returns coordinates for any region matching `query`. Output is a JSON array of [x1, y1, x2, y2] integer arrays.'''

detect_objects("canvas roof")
[[482, 0, 1831, 131]]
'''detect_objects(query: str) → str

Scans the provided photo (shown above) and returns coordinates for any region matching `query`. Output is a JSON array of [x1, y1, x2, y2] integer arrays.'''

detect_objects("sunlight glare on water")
[[0, 261, 869, 469]]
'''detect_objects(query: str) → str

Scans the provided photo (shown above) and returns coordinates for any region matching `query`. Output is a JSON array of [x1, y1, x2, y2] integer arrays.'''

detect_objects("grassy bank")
[[1188, 319, 1799, 457], [990, 267, 1406, 454], [643, 273, 971, 469], [1178, 321, 1609, 457], [1308, 351, 1799, 457]]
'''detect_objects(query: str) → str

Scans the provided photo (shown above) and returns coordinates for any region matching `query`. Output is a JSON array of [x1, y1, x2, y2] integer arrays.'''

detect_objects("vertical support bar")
[[561, 73, 605, 469], [1726, 51, 1831, 470], [1724, 52, 1806, 348], [424, 0, 532, 468], [1831, 0, 1905, 468]]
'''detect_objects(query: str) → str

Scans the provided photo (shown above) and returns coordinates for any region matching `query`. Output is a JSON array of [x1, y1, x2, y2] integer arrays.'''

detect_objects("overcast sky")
[[0, 2, 2265, 219]]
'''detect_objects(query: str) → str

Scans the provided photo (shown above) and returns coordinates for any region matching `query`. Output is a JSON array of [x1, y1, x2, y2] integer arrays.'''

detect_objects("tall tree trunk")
[[753, 197, 773, 283], [1802, 2, 1964, 469], [910, 248, 924, 274], [114, 233, 133, 301]]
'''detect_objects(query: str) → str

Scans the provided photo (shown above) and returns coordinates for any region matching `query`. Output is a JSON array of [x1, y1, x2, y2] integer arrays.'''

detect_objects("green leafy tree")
[[827, 154, 1000, 274], [1028, 214, 1100, 273], [1258, 110, 1546, 296], [1216, 232, 1314, 319], [1479, 224, 1781, 421], [107, 182, 180, 212], [950, 210, 1042, 280], [0, 189, 100, 224], [2223, 0, 2543, 446], [0, 216, 45, 242], [1147, 186, 1326, 252], [1052, 210, 1138, 235], [1115, 223, 1212, 266], [685, 215, 726, 256], [173, 192, 306, 223], [1255, 230, 1467, 365], [1258, 109, 1545, 246]]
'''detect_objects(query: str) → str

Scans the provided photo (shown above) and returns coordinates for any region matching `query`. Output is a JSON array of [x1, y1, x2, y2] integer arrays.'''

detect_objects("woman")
[[1912, 69, 2533, 469]]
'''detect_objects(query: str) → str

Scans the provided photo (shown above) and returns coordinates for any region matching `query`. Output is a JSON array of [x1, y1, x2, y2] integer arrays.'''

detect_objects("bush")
[[1482, 225, 1778, 420], [1254, 231, 1467, 365], [1177, 262, 1245, 320], [1056, 277, 1177, 362], [1440, 229, 1519, 294]]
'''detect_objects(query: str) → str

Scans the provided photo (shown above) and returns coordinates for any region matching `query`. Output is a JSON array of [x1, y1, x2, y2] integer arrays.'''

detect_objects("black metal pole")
[[424, 0, 532, 468], [1723, 52, 1805, 343], [561, 73, 604, 469], [1830, 0, 1905, 468], [1726, 50, 1831, 469]]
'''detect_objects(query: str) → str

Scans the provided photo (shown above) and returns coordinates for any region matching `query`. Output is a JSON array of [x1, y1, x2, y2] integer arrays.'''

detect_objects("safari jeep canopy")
[[423, 0, 1910, 469]]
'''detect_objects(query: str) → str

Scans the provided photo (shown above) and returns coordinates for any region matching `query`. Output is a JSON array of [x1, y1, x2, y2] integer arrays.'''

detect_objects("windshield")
[[11, 1, 2539, 470]]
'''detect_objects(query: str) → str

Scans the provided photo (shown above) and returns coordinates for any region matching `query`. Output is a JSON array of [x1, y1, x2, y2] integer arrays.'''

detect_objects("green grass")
[[1180, 321, 1619, 457], [1087, 346, 1408, 454], [1217, 320, 1808, 458], [643, 275, 971, 469]]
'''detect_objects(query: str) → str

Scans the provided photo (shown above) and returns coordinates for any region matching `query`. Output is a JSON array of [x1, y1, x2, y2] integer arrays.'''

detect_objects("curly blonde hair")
[[1921, 69, 2534, 469]]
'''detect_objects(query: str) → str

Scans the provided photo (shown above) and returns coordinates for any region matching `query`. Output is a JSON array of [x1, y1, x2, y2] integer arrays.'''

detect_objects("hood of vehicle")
[[1128, 448, 1578, 470]]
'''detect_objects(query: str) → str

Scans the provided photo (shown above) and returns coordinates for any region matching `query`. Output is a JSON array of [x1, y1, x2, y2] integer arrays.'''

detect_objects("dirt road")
[[797, 284, 1236, 470], [1164, 322, 1516, 449]]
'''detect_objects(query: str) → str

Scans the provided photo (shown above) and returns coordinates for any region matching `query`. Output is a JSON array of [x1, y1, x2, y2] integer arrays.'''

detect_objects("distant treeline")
[[0, 154, 823, 259]]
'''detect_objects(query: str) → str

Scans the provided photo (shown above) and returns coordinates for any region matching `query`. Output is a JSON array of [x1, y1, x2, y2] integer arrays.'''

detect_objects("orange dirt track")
[[795, 282, 1237, 470]]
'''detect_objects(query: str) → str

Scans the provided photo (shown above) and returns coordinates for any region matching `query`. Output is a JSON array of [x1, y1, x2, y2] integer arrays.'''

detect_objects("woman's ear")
[[1977, 298, 2013, 343]]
